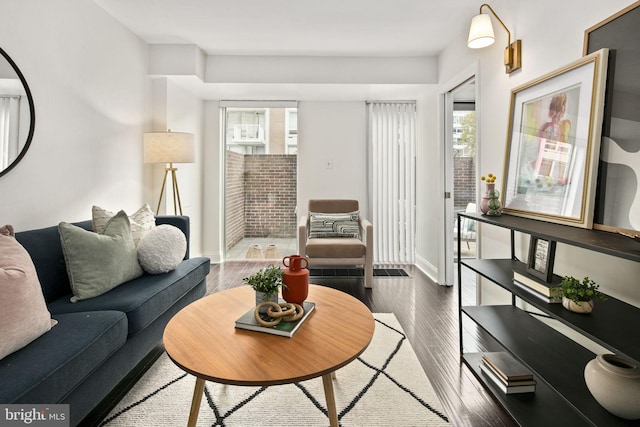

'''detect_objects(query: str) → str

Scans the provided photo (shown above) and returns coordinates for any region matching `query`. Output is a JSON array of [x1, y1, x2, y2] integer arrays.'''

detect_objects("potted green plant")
[[243, 265, 284, 312], [552, 276, 606, 314]]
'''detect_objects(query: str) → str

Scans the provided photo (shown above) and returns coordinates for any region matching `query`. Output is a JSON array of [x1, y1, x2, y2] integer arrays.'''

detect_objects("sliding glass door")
[[222, 102, 299, 260]]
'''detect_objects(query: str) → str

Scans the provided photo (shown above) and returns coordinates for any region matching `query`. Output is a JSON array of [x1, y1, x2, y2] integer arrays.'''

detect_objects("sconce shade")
[[467, 4, 521, 73], [468, 14, 495, 48], [143, 131, 195, 164]]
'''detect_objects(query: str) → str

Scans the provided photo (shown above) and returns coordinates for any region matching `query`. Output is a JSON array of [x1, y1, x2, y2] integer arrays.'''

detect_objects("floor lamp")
[[143, 130, 195, 215]]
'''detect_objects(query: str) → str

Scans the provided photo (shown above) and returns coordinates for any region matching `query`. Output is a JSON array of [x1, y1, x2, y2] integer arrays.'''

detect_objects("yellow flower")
[[481, 173, 497, 183]]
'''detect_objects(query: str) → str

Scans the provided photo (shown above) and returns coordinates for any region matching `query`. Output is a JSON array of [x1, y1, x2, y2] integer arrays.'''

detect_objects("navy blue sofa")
[[0, 216, 210, 426]]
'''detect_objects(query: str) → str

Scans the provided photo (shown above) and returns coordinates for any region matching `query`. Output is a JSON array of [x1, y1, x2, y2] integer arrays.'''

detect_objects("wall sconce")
[[143, 130, 195, 215], [468, 4, 521, 74]]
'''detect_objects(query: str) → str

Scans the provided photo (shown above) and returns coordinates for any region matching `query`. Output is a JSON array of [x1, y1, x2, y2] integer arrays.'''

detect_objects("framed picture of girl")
[[501, 49, 609, 228]]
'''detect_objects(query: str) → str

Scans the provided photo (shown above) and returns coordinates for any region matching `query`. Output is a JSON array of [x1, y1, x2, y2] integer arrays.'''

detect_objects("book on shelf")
[[480, 363, 536, 394], [235, 301, 316, 338], [513, 271, 562, 297], [480, 360, 537, 387], [482, 352, 534, 382], [513, 280, 562, 304]]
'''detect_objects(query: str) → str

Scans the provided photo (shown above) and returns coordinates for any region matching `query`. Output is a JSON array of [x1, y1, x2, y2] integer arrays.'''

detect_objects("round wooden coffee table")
[[163, 284, 375, 427]]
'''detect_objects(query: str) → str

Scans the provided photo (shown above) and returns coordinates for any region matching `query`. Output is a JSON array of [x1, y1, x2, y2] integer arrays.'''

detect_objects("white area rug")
[[100, 313, 450, 426]]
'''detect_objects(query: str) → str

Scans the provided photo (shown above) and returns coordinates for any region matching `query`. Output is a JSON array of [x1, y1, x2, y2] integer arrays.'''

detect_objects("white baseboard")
[[202, 252, 222, 264], [415, 254, 439, 284]]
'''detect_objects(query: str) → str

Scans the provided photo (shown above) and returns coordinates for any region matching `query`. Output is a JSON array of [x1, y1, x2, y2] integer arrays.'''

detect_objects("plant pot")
[[584, 354, 640, 419], [562, 296, 594, 314], [255, 291, 278, 314]]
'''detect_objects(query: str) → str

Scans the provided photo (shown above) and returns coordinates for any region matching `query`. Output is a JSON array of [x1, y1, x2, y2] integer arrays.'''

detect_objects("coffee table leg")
[[188, 377, 206, 427], [322, 373, 339, 427]]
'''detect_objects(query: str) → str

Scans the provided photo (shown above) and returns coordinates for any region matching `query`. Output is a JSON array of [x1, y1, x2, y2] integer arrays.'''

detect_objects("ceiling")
[[95, 0, 478, 57], [94, 0, 481, 100]]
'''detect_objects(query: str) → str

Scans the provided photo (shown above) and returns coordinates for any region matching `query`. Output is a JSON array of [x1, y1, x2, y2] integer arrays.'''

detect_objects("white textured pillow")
[[0, 226, 56, 360], [92, 204, 155, 246], [137, 225, 186, 274]]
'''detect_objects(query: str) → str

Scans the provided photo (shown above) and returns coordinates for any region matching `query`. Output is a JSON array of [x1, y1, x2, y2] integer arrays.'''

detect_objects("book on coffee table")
[[235, 301, 316, 338]]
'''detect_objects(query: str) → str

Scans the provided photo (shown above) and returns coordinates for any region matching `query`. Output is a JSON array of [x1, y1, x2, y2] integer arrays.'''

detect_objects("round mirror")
[[0, 46, 35, 178]]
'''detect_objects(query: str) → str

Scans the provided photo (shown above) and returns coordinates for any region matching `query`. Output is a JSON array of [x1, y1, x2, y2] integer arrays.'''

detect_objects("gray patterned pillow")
[[309, 211, 360, 239]]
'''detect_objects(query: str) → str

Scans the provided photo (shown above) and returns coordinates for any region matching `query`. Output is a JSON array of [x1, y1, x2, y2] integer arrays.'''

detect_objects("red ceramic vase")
[[282, 255, 309, 305]]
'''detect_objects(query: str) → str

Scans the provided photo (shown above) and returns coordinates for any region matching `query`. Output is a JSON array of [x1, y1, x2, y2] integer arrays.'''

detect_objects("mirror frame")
[[0, 46, 35, 179]]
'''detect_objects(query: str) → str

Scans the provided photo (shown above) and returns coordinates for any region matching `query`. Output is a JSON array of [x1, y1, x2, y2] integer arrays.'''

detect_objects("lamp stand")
[[155, 163, 184, 215]]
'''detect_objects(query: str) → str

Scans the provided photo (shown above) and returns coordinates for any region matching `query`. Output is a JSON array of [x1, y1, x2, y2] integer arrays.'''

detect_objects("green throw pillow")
[[59, 210, 143, 302]]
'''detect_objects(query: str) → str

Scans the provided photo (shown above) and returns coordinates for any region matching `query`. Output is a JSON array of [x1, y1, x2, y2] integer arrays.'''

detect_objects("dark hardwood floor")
[[206, 260, 517, 427]]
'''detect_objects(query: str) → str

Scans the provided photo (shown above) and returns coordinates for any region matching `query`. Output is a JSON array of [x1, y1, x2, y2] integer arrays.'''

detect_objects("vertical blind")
[[0, 96, 21, 169], [367, 101, 416, 264]]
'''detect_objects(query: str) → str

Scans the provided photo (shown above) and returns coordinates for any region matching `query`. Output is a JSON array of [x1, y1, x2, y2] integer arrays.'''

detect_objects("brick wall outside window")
[[225, 151, 246, 250], [225, 153, 297, 250], [454, 156, 476, 211]]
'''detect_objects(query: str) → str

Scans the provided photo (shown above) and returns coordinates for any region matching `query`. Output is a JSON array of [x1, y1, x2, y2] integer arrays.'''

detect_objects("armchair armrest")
[[359, 214, 373, 253], [298, 215, 309, 255]]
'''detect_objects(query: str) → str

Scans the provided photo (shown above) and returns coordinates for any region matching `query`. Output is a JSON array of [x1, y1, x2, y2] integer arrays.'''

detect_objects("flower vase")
[[584, 354, 640, 419], [282, 255, 309, 305], [480, 183, 502, 216]]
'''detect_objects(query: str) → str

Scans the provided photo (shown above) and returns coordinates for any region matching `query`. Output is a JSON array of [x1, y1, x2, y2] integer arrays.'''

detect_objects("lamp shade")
[[468, 14, 495, 49], [143, 131, 195, 164]]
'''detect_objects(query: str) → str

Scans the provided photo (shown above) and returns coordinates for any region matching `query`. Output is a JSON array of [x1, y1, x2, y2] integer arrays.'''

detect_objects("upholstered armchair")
[[298, 199, 373, 288]]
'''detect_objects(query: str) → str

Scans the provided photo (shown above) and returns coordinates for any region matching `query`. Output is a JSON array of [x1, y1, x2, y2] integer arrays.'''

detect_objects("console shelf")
[[457, 213, 640, 426]]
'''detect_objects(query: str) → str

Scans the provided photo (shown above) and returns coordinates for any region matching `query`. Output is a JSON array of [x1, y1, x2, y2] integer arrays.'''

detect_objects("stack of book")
[[235, 301, 316, 338], [513, 271, 562, 303], [480, 352, 536, 394]]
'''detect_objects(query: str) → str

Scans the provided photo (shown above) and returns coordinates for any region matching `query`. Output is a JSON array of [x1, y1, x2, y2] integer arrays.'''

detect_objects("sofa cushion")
[[47, 257, 210, 336], [59, 211, 143, 302], [309, 211, 360, 239], [0, 310, 127, 404], [0, 227, 56, 360], [92, 204, 155, 246], [137, 225, 187, 274], [305, 237, 366, 258]]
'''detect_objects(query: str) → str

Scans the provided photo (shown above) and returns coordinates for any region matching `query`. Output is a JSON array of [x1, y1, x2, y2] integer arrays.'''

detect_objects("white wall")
[[145, 78, 205, 256], [414, 89, 440, 279], [0, 0, 150, 230], [297, 102, 368, 216], [436, 0, 640, 306]]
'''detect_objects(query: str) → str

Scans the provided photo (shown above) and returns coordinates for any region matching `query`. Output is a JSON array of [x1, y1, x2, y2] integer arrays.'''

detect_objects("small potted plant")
[[243, 265, 284, 312], [552, 276, 606, 314]]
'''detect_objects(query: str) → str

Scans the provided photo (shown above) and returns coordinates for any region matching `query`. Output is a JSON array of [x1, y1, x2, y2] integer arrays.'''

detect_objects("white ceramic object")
[[562, 296, 594, 314], [584, 354, 640, 420]]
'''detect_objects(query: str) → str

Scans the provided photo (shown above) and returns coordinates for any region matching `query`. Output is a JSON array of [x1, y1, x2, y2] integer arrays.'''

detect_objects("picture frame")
[[501, 48, 609, 228], [584, 1, 640, 236], [527, 237, 556, 283]]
